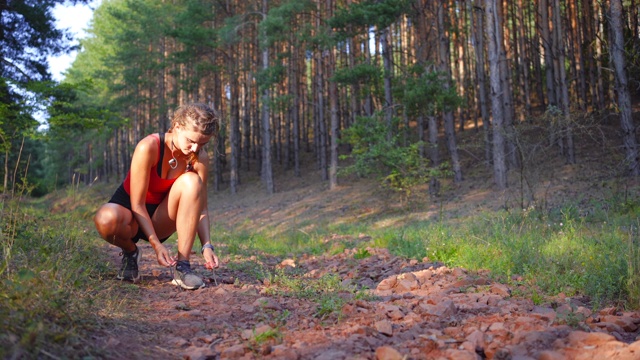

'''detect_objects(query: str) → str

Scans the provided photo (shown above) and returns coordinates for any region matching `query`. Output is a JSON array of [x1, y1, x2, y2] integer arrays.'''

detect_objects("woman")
[[94, 103, 220, 290]]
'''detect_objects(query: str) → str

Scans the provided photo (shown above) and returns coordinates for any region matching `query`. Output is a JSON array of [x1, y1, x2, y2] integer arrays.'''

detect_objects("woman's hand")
[[154, 243, 177, 267], [203, 247, 219, 269]]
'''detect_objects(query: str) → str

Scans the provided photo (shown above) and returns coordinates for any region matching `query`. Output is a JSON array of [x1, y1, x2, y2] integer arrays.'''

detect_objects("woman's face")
[[175, 124, 212, 156]]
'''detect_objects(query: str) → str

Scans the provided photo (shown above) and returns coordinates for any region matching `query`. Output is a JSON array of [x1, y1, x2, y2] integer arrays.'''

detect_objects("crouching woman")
[[94, 103, 220, 290]]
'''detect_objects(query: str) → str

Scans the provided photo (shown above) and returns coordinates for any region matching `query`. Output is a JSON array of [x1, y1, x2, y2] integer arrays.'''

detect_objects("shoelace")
[[169, 264, 179, 291], [170, 262, 195, 291], [119, 251, 138, 269], [169, 261, 217, 288]]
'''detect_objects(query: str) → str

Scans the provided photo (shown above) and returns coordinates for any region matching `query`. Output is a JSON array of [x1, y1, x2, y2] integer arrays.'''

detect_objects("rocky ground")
[[97, 240, 640, 360]]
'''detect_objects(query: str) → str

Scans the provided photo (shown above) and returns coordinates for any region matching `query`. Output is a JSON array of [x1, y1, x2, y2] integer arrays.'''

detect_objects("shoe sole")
[[171, 278, 205, 290], [116, 248, 142, 283]]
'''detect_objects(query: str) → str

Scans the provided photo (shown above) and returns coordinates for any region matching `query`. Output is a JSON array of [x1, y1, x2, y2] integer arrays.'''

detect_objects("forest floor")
[[87, 115, 640, 359]]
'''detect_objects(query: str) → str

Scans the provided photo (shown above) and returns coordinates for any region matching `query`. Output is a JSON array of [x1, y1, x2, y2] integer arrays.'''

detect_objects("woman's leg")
[[93, 203, 138, 252], [94, 203, 142, 282], [153, 172, 205, 262]]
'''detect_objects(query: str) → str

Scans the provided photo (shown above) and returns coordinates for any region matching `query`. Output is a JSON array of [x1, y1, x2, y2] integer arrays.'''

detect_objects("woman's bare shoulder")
[[132, 134, 160, 163], [136, 133, 160, 149]]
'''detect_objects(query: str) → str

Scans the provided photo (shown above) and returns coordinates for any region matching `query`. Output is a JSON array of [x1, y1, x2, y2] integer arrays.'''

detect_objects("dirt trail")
[[98, 239, 640, 360]]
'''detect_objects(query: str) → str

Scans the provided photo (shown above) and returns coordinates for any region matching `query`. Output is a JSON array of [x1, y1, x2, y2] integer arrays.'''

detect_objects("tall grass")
[[0, 188, 121, 359], [214, 195, 640, 309]]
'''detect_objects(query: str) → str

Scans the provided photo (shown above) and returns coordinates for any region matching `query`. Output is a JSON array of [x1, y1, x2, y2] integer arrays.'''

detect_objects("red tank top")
[[123, 133, 177, 204]]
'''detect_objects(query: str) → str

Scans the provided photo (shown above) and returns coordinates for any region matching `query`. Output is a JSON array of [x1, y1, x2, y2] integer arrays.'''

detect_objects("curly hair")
[[169, 103, 219, 137]]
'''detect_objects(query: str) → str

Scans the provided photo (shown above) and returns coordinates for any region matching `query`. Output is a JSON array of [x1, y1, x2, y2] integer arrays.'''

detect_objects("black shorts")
[[108, 184, 170, 243]]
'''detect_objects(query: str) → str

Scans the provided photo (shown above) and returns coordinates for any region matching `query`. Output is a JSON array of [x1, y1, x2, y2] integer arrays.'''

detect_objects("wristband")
[[201, 243, 215, 254]]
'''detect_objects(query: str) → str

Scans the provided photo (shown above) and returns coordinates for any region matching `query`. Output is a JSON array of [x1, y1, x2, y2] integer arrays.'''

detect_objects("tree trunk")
[[213, 72, 224, 192], [568, 0, 586, 111], [381, 27, 393, 140], [364, 31, 373, 116], [486, 0, 507, 189], [229, 47, 241, 194], [471, 1, 492, 165], [242, 64, 251, 171], [316, 50, 328, 181], [291, 41, 301, 177], [610, 0, 639, 176], [428, 115, 440, 194], [595, 3, 606, 110], [437, 2, 463, 183], [3, 145, 8, 194], [497, 1, 518, 170], [260, 1, 274, 194], [539, 0, 556, 109], [552, 0, 575, 164], [517, 0, 531, 117], [531, 1, 545, 110], [329, 51, 339, 190]]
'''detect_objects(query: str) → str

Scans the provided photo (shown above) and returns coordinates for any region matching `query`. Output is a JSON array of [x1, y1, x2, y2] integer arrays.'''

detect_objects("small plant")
[[315, 295, 345, 320], [252, 328, 282, 344], [353, 248, 371, 259], [531, 289, 544, 306], [340, 113, 452, 199]]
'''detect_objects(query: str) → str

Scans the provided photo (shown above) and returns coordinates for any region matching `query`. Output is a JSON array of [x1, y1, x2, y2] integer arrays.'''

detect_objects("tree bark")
[[242, 59, 251, 171], [428, 115, 440, 194], [539, 0, 556, 109], [229, 46, 240, 194], [437, 2, 463, 183], [316, 50, 328, 181], [552, 0, 575, 164], [381, 27, 394, 140], [516, 0, 531, 117], [290, 40, 301, 177], [486, 0, 507, 189], [610, 0, 639, 176], [260, 0, 274, 194], [471, 1, 492, 165], [329, 49, 339, 190]]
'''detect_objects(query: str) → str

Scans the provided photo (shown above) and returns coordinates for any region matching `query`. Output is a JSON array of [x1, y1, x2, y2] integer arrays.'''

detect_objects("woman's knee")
[[175, 172, 204, 196], [94, 204, 123, 236]]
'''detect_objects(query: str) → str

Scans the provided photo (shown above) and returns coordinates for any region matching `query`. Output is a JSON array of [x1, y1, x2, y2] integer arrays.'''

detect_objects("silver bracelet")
[[201, 243, 215, 254]]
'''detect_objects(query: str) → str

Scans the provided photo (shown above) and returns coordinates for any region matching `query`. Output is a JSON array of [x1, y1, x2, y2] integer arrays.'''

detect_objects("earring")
[[168, 138, 178, 169]]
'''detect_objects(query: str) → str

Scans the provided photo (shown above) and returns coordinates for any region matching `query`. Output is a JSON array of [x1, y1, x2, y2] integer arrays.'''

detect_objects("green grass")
[[214, 193, 640, 310], [0, 191, 130, 359]]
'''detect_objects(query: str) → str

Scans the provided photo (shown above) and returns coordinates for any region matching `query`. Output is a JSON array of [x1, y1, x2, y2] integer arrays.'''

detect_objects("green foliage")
[[251, 328, 283, 345], [353, 248, 371, 259], [40, 81, 125, 191], [340, 114, 452, 196], [0, 80, 43, 195], [261, 0, 315, 47], [332, 63, 381, 86], [169, 0, 218, 50], [398, 65, 463, 117], [330, 0, 412, 39], [0, 0, 88, 92], [256, 62, 286, 91]]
